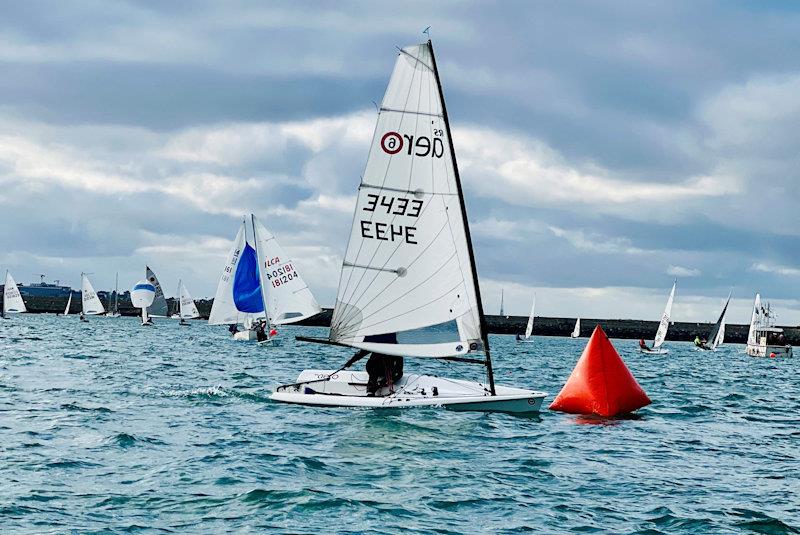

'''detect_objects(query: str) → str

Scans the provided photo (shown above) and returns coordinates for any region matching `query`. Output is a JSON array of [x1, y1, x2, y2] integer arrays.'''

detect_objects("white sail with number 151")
[[272, 40, 546, 413]]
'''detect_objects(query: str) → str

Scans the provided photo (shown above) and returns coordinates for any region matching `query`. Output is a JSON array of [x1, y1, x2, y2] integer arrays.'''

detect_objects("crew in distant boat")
[[639, 338, 649, 350], [228, 324, 239, 335], [255, 320, 269, 342], [365, 353, 404, 396], [694, 335, 708, 350], [79, 311, 87, 322]]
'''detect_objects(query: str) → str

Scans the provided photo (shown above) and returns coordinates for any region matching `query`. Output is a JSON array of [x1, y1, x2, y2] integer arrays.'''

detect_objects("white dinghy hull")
[[639, 347, 669, 355], [271, 370, 546, 413]]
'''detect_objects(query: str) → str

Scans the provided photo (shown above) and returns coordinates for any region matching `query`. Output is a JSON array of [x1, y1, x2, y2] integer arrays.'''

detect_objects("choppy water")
[[1, 314, 798, 534]]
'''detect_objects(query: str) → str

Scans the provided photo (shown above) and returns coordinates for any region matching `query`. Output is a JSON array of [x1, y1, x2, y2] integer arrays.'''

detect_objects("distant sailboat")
[[177, 279, 200, 326], [715, 319, 726, 347], [516, 294, 536, 343], [105, 272, 121, 317], [3, 271, 27, 318], [571, 318, 580, 338], [697, 290, 731, 351], [499, 289, 505, 317], [145, 266, 168, 320], [131, 280, 156, 326], [272, 40, 547, 412], [63, 292, 73, 316], [640, 281, 676, 354], [80, 273, 105, 320]]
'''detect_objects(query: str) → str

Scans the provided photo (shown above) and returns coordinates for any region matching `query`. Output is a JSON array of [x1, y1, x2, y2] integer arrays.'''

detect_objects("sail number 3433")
[[360, 193, 422, 244]]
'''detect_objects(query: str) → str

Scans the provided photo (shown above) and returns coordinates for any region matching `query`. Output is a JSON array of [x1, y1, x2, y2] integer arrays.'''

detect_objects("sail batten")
[[329, 42, 483, 359]]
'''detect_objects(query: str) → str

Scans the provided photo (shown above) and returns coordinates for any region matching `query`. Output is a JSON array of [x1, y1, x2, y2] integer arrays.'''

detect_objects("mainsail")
[[81, 273, 105, 315], [63, 292, 72, 316], [747, 293, 761, 346], [524, 295, 536, 339], [708, 290, 732, 350], [252, 215, 321, 325], [209, 221, 267, 325], [3, 271, 27, 315], [327, 42, 485, 361], [653, 281, 676, 349], [145, 266, 168, 317], [177, 280, 200, 319], [571, 318, 580, 338]]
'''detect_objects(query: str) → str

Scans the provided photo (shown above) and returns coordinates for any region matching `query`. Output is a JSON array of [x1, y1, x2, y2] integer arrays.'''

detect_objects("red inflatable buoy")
[[769, 352, 776, 358], [550, 325, 651, 417]]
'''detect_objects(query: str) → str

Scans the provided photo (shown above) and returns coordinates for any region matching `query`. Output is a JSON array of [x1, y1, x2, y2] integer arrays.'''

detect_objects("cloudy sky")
[[1, 1, 799, 324]]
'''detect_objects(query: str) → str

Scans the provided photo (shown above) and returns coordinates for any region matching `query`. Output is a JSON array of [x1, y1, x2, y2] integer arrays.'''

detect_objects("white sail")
[[747, 293, 761, 346], [708, 290, 732, 351], [571, 318, 580, 338], [63, 292, 72, 316], [3, 271, 27, 315], [500, 289, 505, 317], [145, 266, 168, 317], [715, 320, 726, 347], [652, 281, 676, 349], [252, 215, 321, 325], [178, 279, 200, 319], [81, 274, 105, 315], [524, 295, 536, 339], [209, 222, 265, 325], [328, 43, 483, 358]]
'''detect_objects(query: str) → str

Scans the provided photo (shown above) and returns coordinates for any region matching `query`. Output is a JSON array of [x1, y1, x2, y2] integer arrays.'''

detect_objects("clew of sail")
[[145, 266, 168, 317], [328, 42, 483, 359], [178, 280, 200, 319], [252, 215, 321, 325], [747, 293, 761, 346], [3, 271, 27, 315], [708, 290, 732, 350], [81, 274, 105, 315], [653, 281, 676, 349], [524, 295, 536, 339]]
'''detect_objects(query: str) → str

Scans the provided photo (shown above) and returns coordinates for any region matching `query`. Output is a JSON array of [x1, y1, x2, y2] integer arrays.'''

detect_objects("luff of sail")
[[652, 281, 676, 349], [708, 290, 732, 350], [328, 42, 483, 359], [81, 274, 105, 315], [524, 295, 535, 339], [145, 266, 168, 317], [252, 215, 321, 325], [3, 271, 27, 315]]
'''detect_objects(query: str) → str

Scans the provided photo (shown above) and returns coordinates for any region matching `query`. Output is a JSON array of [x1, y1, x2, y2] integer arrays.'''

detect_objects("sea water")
[[1, 314, 798, 533]]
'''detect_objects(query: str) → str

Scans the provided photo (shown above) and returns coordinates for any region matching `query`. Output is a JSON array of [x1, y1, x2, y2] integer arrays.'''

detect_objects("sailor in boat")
[[79, 311, 87, 322], [694, 335, 709, 350], [365, 353, 404, 396], [515, 333, 522, 341], [228, 323, 239, 336], [255, 320, 269, 342], [639, 338, 650, 351]]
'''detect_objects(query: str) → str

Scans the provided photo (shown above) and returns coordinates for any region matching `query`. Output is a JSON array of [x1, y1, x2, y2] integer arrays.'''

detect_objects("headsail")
[[524, 295, 536, 339], [652, 281, 676, 349], [3, 271, 27, 315], [708, 290, 732, 350], [145, 266, 168, 317], [747, 293, 761, 346], [252, 215, 321, 325], [81, 274, 105, 315], [178, 279, 200, 319], [328, 42, 485, 360]]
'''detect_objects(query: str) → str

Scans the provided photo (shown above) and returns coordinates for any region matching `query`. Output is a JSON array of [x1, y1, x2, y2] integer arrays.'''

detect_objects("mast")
[[251, 213, 272, 331], [3, 270, 7, 317], [428, 40, 495, 395], [114, 272, 119, 313]]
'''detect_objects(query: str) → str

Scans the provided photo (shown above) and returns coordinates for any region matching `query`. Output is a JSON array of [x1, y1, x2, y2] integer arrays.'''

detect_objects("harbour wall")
[[6, 295, 799, 345]]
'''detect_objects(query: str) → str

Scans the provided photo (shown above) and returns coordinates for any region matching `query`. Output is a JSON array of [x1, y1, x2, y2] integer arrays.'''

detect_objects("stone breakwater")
[[5, 295, 798, 344]]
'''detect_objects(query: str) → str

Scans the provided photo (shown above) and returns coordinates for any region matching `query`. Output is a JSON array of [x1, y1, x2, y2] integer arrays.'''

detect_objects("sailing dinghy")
[[209, 214, 320, 343], [131, 280, 156, 325], [80, 273, 105, 321], [3, 271, 27, 318], [696, 290, 731, 351], [272, 41, 546, 413], [176, 279, 200, 325], [63, 292, 73, 316], [516, 295, 536, 343], [570, 318, 580, 338], [105, 272, 121, 317], [144, 266, 168, 323], [640, 281, 675, 354]]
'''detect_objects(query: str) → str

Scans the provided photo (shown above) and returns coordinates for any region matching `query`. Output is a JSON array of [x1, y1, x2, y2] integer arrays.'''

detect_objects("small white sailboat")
[[571, 318, 580, 338], [516, 294, 536, 343], [176, 279, 200, 326], [272, 40, 546, 413], [3, 271, 27, 318], [745, 294, 792, 357], [63, 292, 73, 316], [499, 289, 505, 317], [714, 319, 726, 348], [640, 281, 675, 354], [80, 273, 105, 321], [131, 280, 156, 325], [105, 272, 121, 317], [695, 290, 731, 351]]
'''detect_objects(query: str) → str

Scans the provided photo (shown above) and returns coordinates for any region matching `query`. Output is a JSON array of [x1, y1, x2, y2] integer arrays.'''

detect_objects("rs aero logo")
[[381, 131, 444, 158]]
